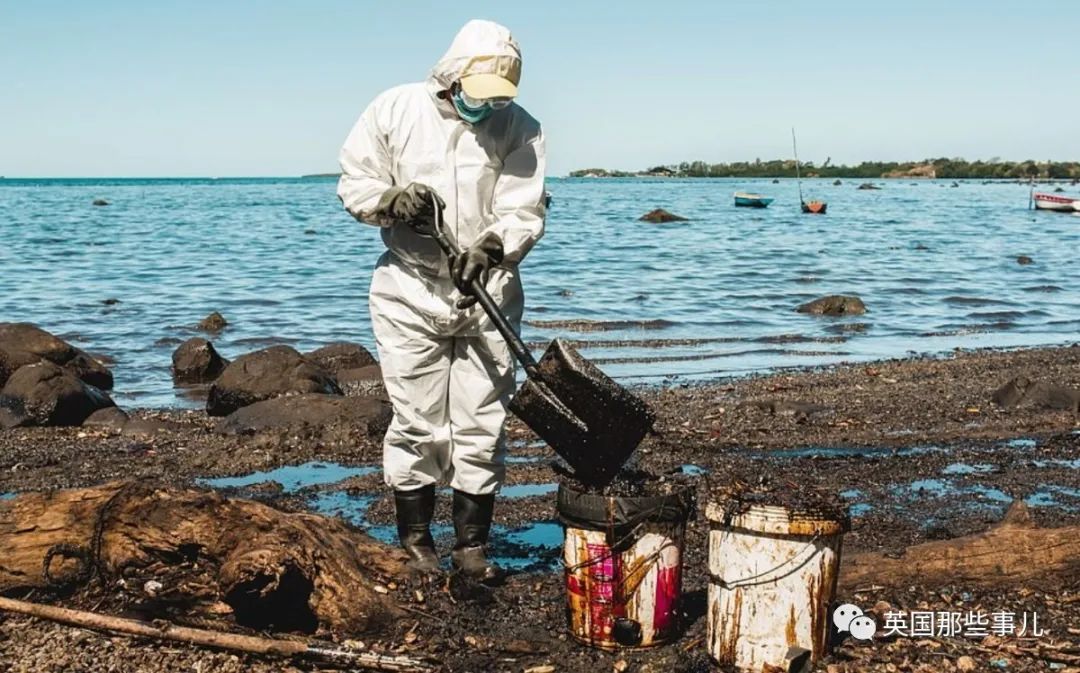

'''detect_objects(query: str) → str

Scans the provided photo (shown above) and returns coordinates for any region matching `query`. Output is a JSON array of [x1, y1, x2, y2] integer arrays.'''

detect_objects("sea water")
[[1, 176, 1076, 408]]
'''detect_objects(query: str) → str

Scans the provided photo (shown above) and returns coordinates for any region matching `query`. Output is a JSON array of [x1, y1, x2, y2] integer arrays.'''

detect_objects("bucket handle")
[[709, 533, 823, 589]]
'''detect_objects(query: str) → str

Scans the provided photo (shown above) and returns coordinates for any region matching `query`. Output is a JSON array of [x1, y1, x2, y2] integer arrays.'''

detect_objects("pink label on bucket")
[[652, 564, 681, 633]]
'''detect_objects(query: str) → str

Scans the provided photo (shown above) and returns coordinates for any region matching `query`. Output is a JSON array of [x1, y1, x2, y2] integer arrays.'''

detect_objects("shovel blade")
[[509, 339, 655, 485]]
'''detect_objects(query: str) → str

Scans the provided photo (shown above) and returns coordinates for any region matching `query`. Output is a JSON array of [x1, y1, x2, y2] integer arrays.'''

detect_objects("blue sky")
[[2, 1, 1078, 177]]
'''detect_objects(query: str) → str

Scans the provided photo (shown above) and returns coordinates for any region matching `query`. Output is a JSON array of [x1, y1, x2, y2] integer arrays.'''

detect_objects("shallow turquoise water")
[[198, 461, 375, 492], [1, 176, 1077, 408], [199, 461, 565, 571]]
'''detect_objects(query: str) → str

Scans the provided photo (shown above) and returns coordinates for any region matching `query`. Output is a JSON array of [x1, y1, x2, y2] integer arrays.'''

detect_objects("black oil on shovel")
[[427, 202, 655, 486]]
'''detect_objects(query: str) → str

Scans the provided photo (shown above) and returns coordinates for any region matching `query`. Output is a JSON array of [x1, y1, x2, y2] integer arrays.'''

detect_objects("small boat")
[[1033, 192, 1080, 212], [734, 191, 773, 208], [792, 129, 827, 214]]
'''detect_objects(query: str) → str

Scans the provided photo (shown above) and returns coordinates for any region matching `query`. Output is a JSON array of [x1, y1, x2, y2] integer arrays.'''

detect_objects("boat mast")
[[792, 127, 805, 206]]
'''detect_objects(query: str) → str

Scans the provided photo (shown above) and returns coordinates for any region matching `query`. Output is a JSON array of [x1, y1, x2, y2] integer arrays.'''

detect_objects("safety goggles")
[[459, 91, 514, 110]]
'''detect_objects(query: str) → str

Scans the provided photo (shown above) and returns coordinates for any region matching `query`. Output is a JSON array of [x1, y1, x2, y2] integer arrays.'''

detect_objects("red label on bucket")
[[651, 564, 681, 632]]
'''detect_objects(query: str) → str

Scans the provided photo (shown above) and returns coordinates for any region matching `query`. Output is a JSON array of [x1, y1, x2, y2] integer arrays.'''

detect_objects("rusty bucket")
[[705, 500, 849, 671], [557, 482, 693, 649]]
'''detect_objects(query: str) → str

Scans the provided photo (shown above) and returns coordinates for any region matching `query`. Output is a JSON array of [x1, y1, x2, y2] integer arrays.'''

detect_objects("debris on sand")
[[740, 398, 831, 418]]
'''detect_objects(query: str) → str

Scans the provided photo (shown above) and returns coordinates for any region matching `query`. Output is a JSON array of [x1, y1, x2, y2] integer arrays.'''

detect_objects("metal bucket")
[[705, 500, 848, 672], [557, 483, 693, 650]]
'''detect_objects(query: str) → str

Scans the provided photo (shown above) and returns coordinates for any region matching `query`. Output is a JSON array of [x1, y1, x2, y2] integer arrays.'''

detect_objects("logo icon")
[[833, 603, 876, 641]]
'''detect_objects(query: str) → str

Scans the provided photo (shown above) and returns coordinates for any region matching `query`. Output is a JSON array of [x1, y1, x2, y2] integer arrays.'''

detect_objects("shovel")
[[427, 202, 655, 486]]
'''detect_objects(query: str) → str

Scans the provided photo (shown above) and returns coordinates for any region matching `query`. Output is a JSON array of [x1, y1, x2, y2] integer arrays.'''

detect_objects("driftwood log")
[[0, 596, 434, 672], [0, 482, 408, 634], [3, 485, 1077, 638], [840, 501, 1080, 590]]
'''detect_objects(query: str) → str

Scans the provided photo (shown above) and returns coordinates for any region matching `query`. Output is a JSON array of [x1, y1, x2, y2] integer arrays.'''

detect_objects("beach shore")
[[2, 344, 1078, 672]]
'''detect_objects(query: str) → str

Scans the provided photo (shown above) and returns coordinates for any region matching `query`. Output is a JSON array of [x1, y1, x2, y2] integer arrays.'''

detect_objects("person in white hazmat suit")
[[337, 20, 545, 581]]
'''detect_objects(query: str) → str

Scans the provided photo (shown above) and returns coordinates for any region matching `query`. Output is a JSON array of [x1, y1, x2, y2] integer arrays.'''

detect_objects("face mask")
[[451, 90, 494, 124]]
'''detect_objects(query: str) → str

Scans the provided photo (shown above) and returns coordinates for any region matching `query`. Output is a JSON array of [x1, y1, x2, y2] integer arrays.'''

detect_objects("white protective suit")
[[337, 20, 546, 496]]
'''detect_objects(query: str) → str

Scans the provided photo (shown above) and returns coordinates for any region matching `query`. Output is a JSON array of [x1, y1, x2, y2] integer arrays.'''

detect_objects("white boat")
[[1033, 192, 1080, 212]]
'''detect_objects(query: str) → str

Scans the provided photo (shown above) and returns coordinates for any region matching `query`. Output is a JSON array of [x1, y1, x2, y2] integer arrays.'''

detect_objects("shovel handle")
[[428, 199, 540, 376]]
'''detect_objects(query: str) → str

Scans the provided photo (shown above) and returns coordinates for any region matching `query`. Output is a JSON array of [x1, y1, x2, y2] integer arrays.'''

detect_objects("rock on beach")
[[796, 295, 868, 316], [206, 345, 341, 416]]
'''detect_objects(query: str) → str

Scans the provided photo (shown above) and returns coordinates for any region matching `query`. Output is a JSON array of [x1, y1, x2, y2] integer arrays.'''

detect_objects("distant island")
[[570, 158, 1080, 180]]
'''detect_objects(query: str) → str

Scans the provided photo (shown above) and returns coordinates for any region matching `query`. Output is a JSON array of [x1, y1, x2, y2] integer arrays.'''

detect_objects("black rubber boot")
[[394, 485, 440, 574], [450, 490, 501, 583]]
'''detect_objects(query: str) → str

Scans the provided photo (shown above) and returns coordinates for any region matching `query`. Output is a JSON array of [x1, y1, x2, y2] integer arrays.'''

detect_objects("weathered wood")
[[840, 501, 1080, 590], [0, 596, 435, 672], [0, 482, 409, 634]]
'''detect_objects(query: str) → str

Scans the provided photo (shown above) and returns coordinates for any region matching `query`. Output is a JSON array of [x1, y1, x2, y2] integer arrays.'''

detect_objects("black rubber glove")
[[451, 232, 504, 309], [376, 183, 445, 234]]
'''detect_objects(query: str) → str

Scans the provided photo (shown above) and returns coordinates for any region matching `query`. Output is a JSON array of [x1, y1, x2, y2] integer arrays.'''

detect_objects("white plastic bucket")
[[557, 483, 692, 649], [705, 500, 847, 671]]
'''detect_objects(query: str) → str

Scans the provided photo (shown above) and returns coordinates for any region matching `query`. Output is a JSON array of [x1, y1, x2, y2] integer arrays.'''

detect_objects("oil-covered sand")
[[2, 345, 1079, 672]]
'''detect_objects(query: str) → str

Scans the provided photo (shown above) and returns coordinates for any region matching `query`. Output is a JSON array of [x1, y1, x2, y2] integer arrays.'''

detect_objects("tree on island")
[[569, 158, 1080, 180]]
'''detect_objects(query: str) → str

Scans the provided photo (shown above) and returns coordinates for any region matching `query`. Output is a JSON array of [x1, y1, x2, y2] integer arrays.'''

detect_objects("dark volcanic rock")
[[796, 295, 868, 316], [992, 376, 1031, 408], [857, 183, 881, 190], [337, 364, 384, 397], [196, 312, 228, 332], [172, 338, 229, 384], [206, 345, 341, 416], [92, 199, 109, 206], [0, 322, 113, 390], [992, 376, 1079, 412], [0, 362, 115, 426], [1024, 383, 1080, 413], [638, 208, 688, 223], [0, 396, 30, 428], [1017, 255, 1034, 265], [82, 406, 130, 430], [304, 342, 377, 375], [833, 179, 843, 186], [219, 393, 391, 437]]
